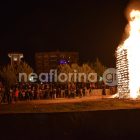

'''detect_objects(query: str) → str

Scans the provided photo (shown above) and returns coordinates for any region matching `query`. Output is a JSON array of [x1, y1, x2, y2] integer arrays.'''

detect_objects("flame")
[[119, 10, 140, 98]]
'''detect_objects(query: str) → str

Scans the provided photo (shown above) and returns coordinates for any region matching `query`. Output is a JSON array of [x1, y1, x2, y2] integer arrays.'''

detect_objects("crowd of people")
[[0, 82, 116, 104]]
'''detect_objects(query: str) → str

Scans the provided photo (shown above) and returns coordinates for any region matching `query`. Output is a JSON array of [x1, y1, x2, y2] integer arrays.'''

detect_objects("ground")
[[1, 108, 140, 139], [1, 96, 140, 139], [1, 96, 140, 114]]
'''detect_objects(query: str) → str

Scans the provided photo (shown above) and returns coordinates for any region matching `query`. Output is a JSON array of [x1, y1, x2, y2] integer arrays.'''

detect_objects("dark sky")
[[0, 0, 130, 68]]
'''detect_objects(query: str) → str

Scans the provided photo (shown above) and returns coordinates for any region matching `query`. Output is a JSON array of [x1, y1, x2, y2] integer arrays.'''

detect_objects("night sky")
[[0, 0, 130, 68]]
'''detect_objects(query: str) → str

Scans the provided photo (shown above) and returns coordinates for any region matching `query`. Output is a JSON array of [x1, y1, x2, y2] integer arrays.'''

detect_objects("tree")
[[71, 63, 80, 72], [79, 64, 95, 83], [0, 64, 17, 88], [80, 64, 95, 74], [0, 62, 33, 88], [58, 63, 95, 83], [58, 64, 72, 74], [93, 58, 106, 77], [15, 62, 33, 82], [58, 64, 72, 83]]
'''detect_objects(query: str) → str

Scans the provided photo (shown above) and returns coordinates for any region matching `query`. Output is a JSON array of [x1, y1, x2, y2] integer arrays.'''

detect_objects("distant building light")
[[13, 57, 18, 61], [59, 59, 67, 64], [20, 55, 23, 58]]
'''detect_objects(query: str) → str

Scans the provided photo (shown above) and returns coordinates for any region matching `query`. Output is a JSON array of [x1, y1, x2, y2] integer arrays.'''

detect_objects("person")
[[0, 86, 2, 103], [15, 88, 19, 102], [79, 88, 83, 98], [2, 86, 7, 103], [102, 83, 106, 96], [8, 88, 13, 104], [82, 87, 86, 97], [28, 88, 33, 100], [53, 88, 57, 99], [22, 90, 26, 100]]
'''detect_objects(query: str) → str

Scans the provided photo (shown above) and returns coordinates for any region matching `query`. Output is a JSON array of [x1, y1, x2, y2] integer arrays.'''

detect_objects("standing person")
[[0, 92, 2, 103], [102, 83, 106, 96], [72, 83, 76, 98], [28, 88, 33, 100], [19, 89, 23, 101], [8, 88, 13, 104], [50, 87, 53, 99], [3, 86, 8, 103], [68, 83, 71, 98], [53, 88, 57, 99], [0, 85, 3, 103], [57, 86, 61, 98], [36, 85, 40, 100], [65, 85, 68, 98], [22, 90, 26, 100], [85, 87, 90, 96], [90, 82, 95, 95], [82, 86, 86, 97], [79, 88, 83, 98], [15, 88, 19, 102], [0, 82, 2, 103], [31, 88, 35, 100], [34, 84, 37, 99]]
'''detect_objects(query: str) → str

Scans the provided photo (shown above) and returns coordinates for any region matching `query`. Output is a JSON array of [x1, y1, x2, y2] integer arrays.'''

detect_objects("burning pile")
[[117, 1, 140, 99]]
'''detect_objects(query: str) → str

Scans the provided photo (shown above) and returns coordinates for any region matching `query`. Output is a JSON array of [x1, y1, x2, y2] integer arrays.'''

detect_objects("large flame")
[[119, 10, 140, 98]]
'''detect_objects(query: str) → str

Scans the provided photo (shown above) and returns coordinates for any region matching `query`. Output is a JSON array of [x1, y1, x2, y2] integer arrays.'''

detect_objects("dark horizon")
[[0, 0, 130, 68]]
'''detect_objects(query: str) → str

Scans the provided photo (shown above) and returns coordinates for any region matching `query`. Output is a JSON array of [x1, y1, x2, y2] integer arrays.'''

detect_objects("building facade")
[[35, 51, 79, 73]]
